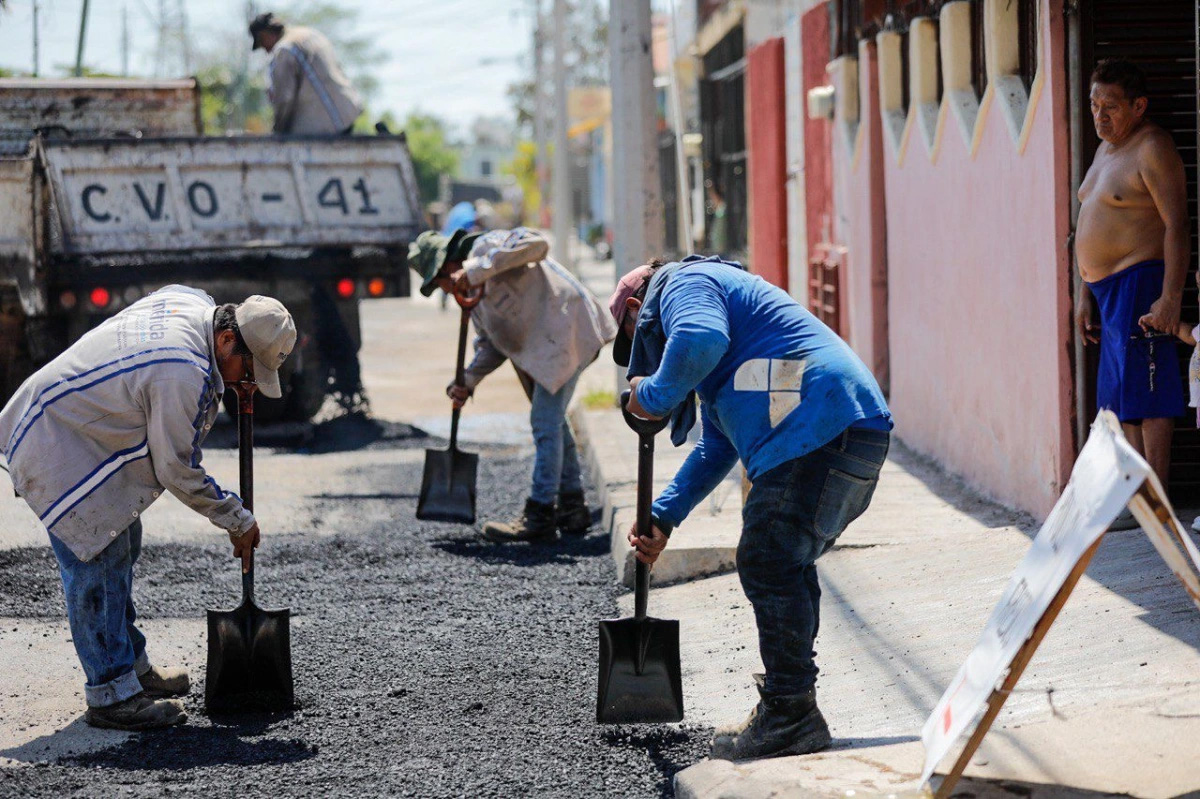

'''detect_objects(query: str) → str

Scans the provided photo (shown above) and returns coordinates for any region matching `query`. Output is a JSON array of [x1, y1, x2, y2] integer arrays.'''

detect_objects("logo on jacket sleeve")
[[733, 358, 807, 427]]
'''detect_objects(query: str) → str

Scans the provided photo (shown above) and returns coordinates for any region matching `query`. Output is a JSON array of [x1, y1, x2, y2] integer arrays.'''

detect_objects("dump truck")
[[0, 78, 422, 421]]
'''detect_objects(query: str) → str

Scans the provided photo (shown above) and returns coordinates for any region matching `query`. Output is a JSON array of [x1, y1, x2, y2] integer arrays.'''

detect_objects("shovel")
[[596, 391, 684, 724], [205, 381, 295, 714], [416, 289, 483, 524]]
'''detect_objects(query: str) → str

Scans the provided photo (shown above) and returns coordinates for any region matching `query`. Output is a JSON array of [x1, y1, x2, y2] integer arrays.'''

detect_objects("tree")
[[503, 140, 541, 225], [506, 0, 608, 135], [403, 113, 460, 202]]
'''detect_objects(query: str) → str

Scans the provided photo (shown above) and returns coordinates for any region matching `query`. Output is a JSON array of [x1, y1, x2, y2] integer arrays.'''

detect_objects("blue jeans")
[[49, 520, 150, 707], [529, 368, 584, 505], [739, 427, 889, 696]]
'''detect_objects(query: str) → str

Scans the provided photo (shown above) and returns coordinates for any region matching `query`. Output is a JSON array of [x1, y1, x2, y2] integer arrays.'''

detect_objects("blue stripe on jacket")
[[6, 347, 208, 457], [42, 439, 151, 528]]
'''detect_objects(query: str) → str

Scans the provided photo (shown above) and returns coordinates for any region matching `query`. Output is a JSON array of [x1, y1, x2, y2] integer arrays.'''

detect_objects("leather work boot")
[[556, 490, 592, 536], [709, 680, 831, 761], [84, 693, 187, 731], [482, 498, 558, 543], [139, 664, 191, 698]]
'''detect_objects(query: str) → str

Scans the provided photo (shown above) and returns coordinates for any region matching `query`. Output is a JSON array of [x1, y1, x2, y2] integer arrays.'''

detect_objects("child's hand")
[[1179, 321, 1198, 347]]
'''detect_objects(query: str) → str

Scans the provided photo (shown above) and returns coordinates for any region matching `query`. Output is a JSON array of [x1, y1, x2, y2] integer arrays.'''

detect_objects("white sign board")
[[920, 411, 1150, 784]]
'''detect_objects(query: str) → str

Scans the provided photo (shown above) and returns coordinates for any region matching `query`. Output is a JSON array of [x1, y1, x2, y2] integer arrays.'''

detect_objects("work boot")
[[482, 498, 558, 543], [557, 490, 592, 536], [709, 679, 831, 761], [84, 693, 187, 731], [138, 664, 191, 698]]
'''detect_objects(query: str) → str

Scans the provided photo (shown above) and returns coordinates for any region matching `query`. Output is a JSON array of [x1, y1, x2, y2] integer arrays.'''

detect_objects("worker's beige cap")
[[235, 295, 297, 399]]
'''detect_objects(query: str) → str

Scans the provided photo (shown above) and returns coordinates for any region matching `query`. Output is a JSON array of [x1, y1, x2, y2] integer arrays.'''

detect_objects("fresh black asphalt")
[[0, 416, 712, 797]]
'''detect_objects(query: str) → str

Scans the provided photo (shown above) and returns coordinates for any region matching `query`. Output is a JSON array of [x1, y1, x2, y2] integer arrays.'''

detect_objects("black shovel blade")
[[205, 601, 294, 714], [596, 616, 684, 723], [416, 446, 478, 523]]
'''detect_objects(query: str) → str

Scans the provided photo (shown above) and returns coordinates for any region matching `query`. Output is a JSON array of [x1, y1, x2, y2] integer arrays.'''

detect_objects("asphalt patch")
[[0, 448, 713, 797], [202, 411, 427, 453]]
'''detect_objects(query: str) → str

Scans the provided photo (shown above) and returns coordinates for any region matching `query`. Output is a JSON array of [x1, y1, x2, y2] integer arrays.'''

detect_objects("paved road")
[[0, 296, 709, 797]]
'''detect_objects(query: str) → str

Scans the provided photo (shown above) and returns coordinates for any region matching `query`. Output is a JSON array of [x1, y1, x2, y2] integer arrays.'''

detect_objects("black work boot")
[[556, 490, 592, 536], [709, 679, 831, 761], [85, 693, 187, 731], [138, 664, 191, 698], [482, 498, 558, 543]]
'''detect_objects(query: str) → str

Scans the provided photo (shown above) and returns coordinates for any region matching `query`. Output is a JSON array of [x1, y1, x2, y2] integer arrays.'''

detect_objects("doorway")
[[1072, 0, 1199, 502]]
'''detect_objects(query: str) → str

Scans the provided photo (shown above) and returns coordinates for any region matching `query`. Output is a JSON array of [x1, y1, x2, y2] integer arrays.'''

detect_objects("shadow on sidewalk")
[[2, 714, 315, 770], [888, 440, 1200, 651], [932, 773, 1162, 798]]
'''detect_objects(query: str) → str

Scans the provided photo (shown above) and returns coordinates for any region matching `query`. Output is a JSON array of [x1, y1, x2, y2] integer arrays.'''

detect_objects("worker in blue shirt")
[[609, 256, 892, 761]]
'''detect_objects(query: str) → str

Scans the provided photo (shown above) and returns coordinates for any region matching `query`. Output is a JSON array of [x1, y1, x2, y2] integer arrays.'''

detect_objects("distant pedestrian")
[[0, 286, 295, 730], [1075, 58, 1189, 530], [706, 183, 729, 255], [408, 228, 616, 542], [250, 11, 363, 135], [610, 256, 892, 761]]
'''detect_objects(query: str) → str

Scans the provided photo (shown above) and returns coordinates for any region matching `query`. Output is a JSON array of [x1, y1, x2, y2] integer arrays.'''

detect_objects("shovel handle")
[[453, 285, 484, 310], [621, 391, 662, 620], [449, 304, 473, 450], [620, 390, 670, 437], [233, 381, 256, 602]]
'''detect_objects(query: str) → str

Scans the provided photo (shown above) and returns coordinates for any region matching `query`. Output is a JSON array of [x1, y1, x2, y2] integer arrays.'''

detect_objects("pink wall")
[[874, 0, 1074, 517], [832, 41, 890, 391]]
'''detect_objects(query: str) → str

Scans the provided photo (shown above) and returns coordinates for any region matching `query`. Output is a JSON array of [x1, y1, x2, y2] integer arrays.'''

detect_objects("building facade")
[[679, 0, 1198, 518]]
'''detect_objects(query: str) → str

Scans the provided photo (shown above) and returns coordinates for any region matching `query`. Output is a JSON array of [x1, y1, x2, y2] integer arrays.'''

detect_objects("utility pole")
[[609, 1, 664, 279], [666, 0, 693, 253], [551, 0, 573, 271], [73, 0, 91, 77], [121, 5, 130, 77], [179, 0, 193, 75], [532, 0, 548, 229], [31, 0, 39, 77]]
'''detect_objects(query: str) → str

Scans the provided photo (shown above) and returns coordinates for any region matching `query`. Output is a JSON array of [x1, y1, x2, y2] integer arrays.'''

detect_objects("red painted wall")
[[746, 37, 788, 289], [802, 8, 833, 260]]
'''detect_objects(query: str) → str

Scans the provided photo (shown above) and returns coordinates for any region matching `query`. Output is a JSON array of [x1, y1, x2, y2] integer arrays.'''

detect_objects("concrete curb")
[[569, 403, 739, 589]]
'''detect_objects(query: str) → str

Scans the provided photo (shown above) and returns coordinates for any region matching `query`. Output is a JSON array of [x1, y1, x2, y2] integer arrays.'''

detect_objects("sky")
[[0, 0, 535, 135]]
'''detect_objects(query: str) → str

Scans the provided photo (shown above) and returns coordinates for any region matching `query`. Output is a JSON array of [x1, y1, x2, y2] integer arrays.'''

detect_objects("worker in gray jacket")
[[408, 227, 616, 542], [250, 12, 364, 134], [0, 286, 296, 730]]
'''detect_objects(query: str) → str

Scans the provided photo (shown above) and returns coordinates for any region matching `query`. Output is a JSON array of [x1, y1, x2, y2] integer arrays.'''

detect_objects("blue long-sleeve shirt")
[[635, 264, 891, 528]]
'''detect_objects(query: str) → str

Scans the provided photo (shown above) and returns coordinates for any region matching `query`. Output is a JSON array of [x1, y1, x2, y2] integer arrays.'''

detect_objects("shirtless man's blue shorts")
[[1087, 259, 1186, 423]]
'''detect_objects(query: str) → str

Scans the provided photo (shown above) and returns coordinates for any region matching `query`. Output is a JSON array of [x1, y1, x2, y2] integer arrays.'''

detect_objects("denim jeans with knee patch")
[[49, 520, 150, 707], [739, 428, 889, 696]]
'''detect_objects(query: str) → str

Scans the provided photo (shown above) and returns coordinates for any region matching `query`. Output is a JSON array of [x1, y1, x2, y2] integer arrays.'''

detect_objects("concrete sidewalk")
[[574, 404, 1200, 798]]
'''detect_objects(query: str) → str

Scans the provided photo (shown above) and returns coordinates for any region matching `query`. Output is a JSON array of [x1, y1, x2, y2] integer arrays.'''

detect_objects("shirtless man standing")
[[1076, 58, 1189, 489]]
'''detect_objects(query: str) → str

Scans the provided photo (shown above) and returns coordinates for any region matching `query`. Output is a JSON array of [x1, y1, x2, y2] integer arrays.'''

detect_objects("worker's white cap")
[[235, 295, 297, 399]]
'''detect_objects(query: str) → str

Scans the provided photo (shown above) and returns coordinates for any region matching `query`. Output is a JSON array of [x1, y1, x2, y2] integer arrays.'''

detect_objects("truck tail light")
[[335, 278, 355, 298], [367, 277, 386, 297], [59, 290, 77, 310], [90, 287, 111, 309]]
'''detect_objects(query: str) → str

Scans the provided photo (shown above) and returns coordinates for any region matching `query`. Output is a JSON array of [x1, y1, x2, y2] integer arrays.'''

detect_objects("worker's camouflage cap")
[[407, 229, 480, 297]]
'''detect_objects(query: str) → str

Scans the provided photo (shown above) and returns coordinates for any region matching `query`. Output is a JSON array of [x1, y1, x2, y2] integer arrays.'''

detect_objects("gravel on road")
[[0, 419, 712, 798]]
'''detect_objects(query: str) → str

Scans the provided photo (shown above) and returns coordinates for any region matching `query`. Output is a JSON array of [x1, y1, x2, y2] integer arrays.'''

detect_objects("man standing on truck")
[[0, 286, 296, 730], [408, 227, 616, 542], [250, 12, 364, 135], [1075, 59, 1189, 528]]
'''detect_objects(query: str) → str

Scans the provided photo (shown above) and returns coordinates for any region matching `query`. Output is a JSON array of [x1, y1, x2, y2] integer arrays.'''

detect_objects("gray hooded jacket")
[[0, 286, 255, 562]]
